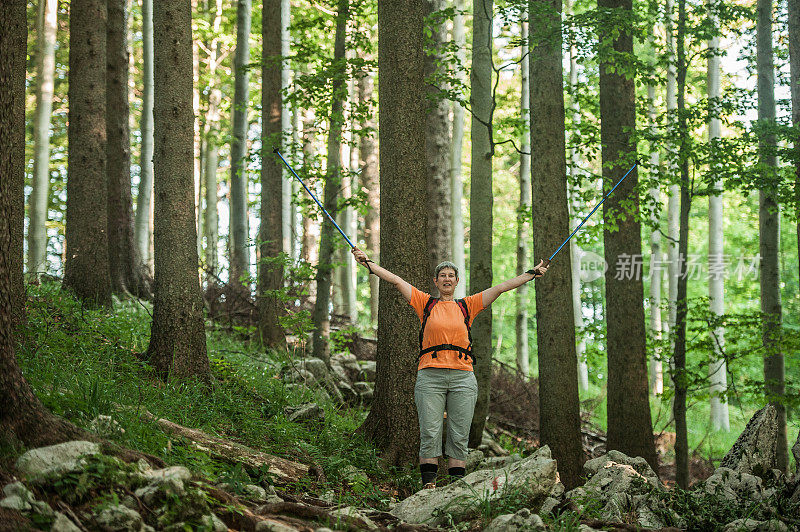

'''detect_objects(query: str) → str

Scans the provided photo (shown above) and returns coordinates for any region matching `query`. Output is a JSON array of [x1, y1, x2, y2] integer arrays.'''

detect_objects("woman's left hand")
[[528, 260, 549, 278]]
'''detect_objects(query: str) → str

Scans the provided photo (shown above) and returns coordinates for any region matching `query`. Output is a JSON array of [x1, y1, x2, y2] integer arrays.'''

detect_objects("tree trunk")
[[516, 13, 531, 378], [107, 0, 148, 299], [258, 0, 288, 348], [790, 0, 800, 295], [192, 0, 202, 266], [425, 0, 452, 293], [28, 0, 58, 277], [567, 0, 588, 392], [359, 68, 380, 327], [646, 84, 663, 396], [311, 0, 348, 361], [529, 0, 584, 489], [134, 0, 154, 274], [673, 0, 691, 488], [358, 0, 427, 467], [301, 111, 319, 272], [707, 0, 728, 431], [281, 0, 292, 257], [450, 0, 467, 300], [468, 0, 493, 448], [146, 0, 210, 382], [229, 0, 252, 289], [666, 0, 679, 356], [202, 0, 222, 278], [65, 0, 113, 307], [757, 0, 787, 473], [598, 0, 657, 472]]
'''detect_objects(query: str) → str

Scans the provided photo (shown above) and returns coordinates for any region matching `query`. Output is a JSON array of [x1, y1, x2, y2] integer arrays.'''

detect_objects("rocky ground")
[[2, 342, 799, 530]]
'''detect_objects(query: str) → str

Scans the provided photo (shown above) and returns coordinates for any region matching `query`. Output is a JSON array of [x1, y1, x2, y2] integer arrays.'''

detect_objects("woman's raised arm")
[[480, 260, 549, 307], [351, 247, 414, 302]]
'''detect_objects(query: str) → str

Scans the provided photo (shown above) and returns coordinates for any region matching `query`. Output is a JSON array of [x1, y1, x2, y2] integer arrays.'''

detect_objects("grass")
[[12, 282, 405, 509]]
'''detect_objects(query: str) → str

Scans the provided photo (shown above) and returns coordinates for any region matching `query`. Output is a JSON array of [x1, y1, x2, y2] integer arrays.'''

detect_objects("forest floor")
[[0, 282, 790, 531]]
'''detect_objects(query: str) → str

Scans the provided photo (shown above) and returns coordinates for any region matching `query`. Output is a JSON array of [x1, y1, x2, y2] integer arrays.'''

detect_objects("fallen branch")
[[581, 519, 682, 532], [138, 411, 308, 482]]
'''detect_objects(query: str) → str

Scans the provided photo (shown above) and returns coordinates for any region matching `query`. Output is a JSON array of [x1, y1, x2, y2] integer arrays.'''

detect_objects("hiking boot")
[[422, 482, 436, 490]]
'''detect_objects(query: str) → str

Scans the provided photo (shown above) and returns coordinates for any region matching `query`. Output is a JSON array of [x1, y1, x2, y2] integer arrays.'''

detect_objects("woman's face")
[[434, 267, 458, 296]]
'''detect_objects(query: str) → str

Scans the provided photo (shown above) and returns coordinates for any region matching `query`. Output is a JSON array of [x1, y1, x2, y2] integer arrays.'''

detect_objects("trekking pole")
[[272, 148, 355, 249], [542, 160, 639, 267]]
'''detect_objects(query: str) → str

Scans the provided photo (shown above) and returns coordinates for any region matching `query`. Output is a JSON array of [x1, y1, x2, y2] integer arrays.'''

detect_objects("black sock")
[[448, 466, 466, 479], [420, 463, 438, 485]]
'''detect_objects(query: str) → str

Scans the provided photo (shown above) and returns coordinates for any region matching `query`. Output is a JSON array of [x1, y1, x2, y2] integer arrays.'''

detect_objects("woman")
[[351, 247, 549, 489]]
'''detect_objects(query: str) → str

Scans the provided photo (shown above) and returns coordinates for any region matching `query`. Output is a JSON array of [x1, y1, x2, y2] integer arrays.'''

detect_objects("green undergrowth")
[[12, 282, 406, 509]]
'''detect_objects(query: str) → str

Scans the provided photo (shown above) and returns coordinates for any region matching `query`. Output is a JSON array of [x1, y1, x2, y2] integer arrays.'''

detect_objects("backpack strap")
[[419, 296, 439, 358], [455, 299, 475, 364]]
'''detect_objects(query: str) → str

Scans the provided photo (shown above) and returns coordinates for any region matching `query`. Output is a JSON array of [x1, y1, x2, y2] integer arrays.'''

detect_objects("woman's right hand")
[[351, 247, 369, 266]]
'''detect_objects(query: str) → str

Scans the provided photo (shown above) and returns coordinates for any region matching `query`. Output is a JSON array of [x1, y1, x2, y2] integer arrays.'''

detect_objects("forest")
[[1, 0, 799, 529]]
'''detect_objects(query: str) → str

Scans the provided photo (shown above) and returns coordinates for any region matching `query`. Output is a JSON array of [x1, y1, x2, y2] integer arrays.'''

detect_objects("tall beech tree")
[[529, 0, 583, 489], [673, 0, 691, 487], [202, 0, 224, 277], [28, 0, 58, 277], [64, 0, 113, 307], [707, 0, 728, 431], [425, 0, 452, 291], [516, 13, 531, 377], [467, 0, 494, 448], [146, 0, 210, 381], [450, 0, 467, 300], [259, 0, 288, 348], [359, 65, 380, 326], [107, 0, 148, 298], [757, 0, 787, 472], [229, 0, 252, 288], [359, 0, 427, 466], [598, 0, 657, 471], [134, 0, 155, 272], [311, 0, 349, 360]]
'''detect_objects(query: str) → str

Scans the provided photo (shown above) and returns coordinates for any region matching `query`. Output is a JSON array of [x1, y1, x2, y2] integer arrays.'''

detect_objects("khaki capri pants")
[[414, 367, 478, 461]]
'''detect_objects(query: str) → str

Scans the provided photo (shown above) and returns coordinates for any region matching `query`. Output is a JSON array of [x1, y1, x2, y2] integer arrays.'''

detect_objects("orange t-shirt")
[[409, 286, 485, 371]]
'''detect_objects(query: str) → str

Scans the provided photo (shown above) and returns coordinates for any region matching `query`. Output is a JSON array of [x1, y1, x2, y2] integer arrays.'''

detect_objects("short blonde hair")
[[434, 261, 459, 279]]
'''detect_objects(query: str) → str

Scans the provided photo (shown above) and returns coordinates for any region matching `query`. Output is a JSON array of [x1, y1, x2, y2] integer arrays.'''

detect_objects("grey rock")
[[284, 403, 324, 423], [358, 360, 376, 381], [255, 518, 300, 531], [301, 358, 329, 382], [723, 518, 789, 532], [89, 415, 126, 437], [51, 513, 83, 532], [337, 381, 359, 404], [135, 476, 185, 506], [15, 441, 100, 480], [329, 506, 378, 529], [30, 499, 55, 518], [95, 504, 145, 531], [331, 353, 360, 377], [329, 362, 351, 386], [200, 513, 228, 532], [3, 481, 34, 502], [353, 381, 373, 396], [568, 450, 663, 526], [244, 484, 268, 501], [479, 454, 523, 471], [539, 496, 560, 515], [391, 445, 557, 526], [0, 494, 31, 511], [465, 449, 485, 473], [142, 466, 191, 483], [478, 431, 509, 457], [484, 508, 545, 532], [550, 481, 565, 499], [315, 528, 335, 532], [702, 467, 766, 503], [287, 367, 317, 385], [720, 405, 778, 477]]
